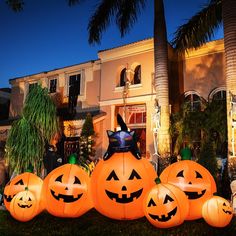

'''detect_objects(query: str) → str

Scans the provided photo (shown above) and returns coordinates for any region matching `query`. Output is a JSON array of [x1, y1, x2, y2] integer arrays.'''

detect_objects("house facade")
[[0, 38, 227, 163]]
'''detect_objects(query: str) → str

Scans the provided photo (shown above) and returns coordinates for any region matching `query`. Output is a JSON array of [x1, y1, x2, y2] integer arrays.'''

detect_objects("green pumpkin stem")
[[68, 153, 77, 164], [25, 187, 28, 191], [155, 177, 161, 184]]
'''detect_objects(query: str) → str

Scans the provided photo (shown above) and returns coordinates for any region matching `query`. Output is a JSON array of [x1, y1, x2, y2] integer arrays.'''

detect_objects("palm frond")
[[116, 0, 146, 37], [5, 0, 24, 12], [171, 0, 222, 53], [88, 0, 120, 44]]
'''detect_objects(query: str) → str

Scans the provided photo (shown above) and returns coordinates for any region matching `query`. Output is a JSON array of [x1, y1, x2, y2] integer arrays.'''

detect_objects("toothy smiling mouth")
[[17, 204, 32, 208], [184, 189, 206, 199], [223, 209, 232, 215], [50, 190, 83, 203], [105, 188, 143, 203], [4, 194, 15, 202], [149, 207, 177, 222]]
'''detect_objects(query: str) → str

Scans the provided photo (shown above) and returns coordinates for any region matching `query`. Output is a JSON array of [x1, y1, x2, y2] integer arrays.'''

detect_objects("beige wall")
[[183, 39, 225, 100], [184, 52, 225, 100]]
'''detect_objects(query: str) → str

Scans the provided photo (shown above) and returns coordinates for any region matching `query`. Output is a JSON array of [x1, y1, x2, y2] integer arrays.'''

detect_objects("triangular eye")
[[55, 175, 63, 182], [148, 198, 156, 207], [15, 179, 24, 185], [19, 197, 23, 201], [129, 169, 141, 180], [196, 171, 202, 178], [176, 170, 184, 177], [163, 195, 174, 204], [74, 176, 81, 184], [223, 202, 227, 206], [28, 197, 32, 201], [106, 170, 119, 181]]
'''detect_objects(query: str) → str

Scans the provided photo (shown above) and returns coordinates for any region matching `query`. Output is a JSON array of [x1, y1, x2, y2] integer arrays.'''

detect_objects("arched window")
[[119, 68, 126, 87], [212, 90, 226, 101], [133, 65, 141, 85], [184, 92, 201, 111]]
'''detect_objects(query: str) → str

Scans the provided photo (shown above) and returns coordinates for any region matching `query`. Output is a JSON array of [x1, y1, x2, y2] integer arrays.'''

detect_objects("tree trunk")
[[222, 0, 236, 180], [154, 0, 171, 160]]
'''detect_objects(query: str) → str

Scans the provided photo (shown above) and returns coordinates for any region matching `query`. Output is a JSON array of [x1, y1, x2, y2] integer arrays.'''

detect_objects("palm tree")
[[171, 0, 236, 180], [87, 0, 171, 160]]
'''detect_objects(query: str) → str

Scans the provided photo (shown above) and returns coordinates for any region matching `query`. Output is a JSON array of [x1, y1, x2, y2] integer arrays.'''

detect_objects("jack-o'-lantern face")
[[42, 163, 93, 218], [91, 152, 157, 220], [4, 173, 43, 212], [10, 190, 39, 222], [144, 182, 189, 228], [202, 196, 233, 227], [160, 160, 216, 220]]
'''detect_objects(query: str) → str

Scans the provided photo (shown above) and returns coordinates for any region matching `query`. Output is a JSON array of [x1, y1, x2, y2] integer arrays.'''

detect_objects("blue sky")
[[0, 0, 223, 88]]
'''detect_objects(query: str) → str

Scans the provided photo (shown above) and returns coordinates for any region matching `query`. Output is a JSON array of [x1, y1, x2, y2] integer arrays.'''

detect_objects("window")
[[132, 65, 141, 85], [69, 74, 81, 96], [184, 93, 201, 111], [119, 68, 126, 87], [49, 78, 57, 93], [212, 90, 226, 101], [28, 82, 38, 93]]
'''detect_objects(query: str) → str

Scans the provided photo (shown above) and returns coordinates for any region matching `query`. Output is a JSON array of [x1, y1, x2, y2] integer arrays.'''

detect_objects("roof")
[[9, 59, 98, 82], [98, 37, 153, 53], [57, 107, 105, 121]]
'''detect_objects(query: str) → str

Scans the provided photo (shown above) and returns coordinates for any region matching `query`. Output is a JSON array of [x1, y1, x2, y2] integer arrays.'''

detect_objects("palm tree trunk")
[[154, 0, 171, 157], [154, 0, 171, 172], [223, 0, 236, 180]]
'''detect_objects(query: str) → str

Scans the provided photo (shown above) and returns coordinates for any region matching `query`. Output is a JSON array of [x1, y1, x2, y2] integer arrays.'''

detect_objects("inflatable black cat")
[[103, 114, 141, 160]]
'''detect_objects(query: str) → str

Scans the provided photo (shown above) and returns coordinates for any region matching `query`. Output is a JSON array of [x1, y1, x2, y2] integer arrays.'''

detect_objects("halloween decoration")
[[103, 114, 141, 160], [202, 196, 233, 227], [3, 172, 43, 212], [10, 189, 39, 222], [42, 160, 93, 218], [160, 160, 216, 220], [143, 178, 189, 228], [91, 151, 157, 220]]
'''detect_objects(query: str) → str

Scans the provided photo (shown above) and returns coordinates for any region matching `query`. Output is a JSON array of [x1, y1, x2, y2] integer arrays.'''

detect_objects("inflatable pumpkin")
[[202, 196, 233, 227], [4, 172, 43, 212], [10, 189, 39, 222], [91, 151, 157, 220], [42, 162, 93, 218], [160, 160, 216, 220], [143, 179, 189, 228]]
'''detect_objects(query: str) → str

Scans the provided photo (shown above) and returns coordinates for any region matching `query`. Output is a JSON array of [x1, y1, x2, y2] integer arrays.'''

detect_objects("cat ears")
[[107, 130, 135, 137]]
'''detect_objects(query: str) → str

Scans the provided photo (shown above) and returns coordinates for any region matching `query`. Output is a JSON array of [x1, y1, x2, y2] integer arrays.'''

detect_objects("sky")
[[0, 0, 223, 88]]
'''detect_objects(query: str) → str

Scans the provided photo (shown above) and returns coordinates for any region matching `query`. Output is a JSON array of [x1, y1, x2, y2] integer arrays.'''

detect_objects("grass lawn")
[[0, 209, 235, 236]]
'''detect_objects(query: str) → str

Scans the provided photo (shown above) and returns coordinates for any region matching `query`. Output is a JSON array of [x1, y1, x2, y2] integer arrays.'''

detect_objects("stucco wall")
[[183, 48, 225, 100]]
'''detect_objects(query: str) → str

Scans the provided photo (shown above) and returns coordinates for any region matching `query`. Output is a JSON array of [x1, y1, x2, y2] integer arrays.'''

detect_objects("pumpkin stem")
[[68, 153, 77, 164], [26, 163, 34, 173], [25, 187, 28, 191], [155, 177, 161, 184]]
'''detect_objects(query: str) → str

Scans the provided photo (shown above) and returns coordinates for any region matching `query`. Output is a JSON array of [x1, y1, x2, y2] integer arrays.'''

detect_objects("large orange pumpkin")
[[160, 160, 216, 220], [143, 179, 189, 228], [4, 172, 43, 212], [202, 196, 233, 227], [10, 190, 39, 222], [91, 151, 157, 220], [42, 163, 93, 218]]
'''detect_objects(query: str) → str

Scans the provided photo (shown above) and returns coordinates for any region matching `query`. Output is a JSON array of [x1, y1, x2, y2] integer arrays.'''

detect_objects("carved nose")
[[122, 186, 127, 191], [65, 187, 69, 190], [188, 182, 192, 185]]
